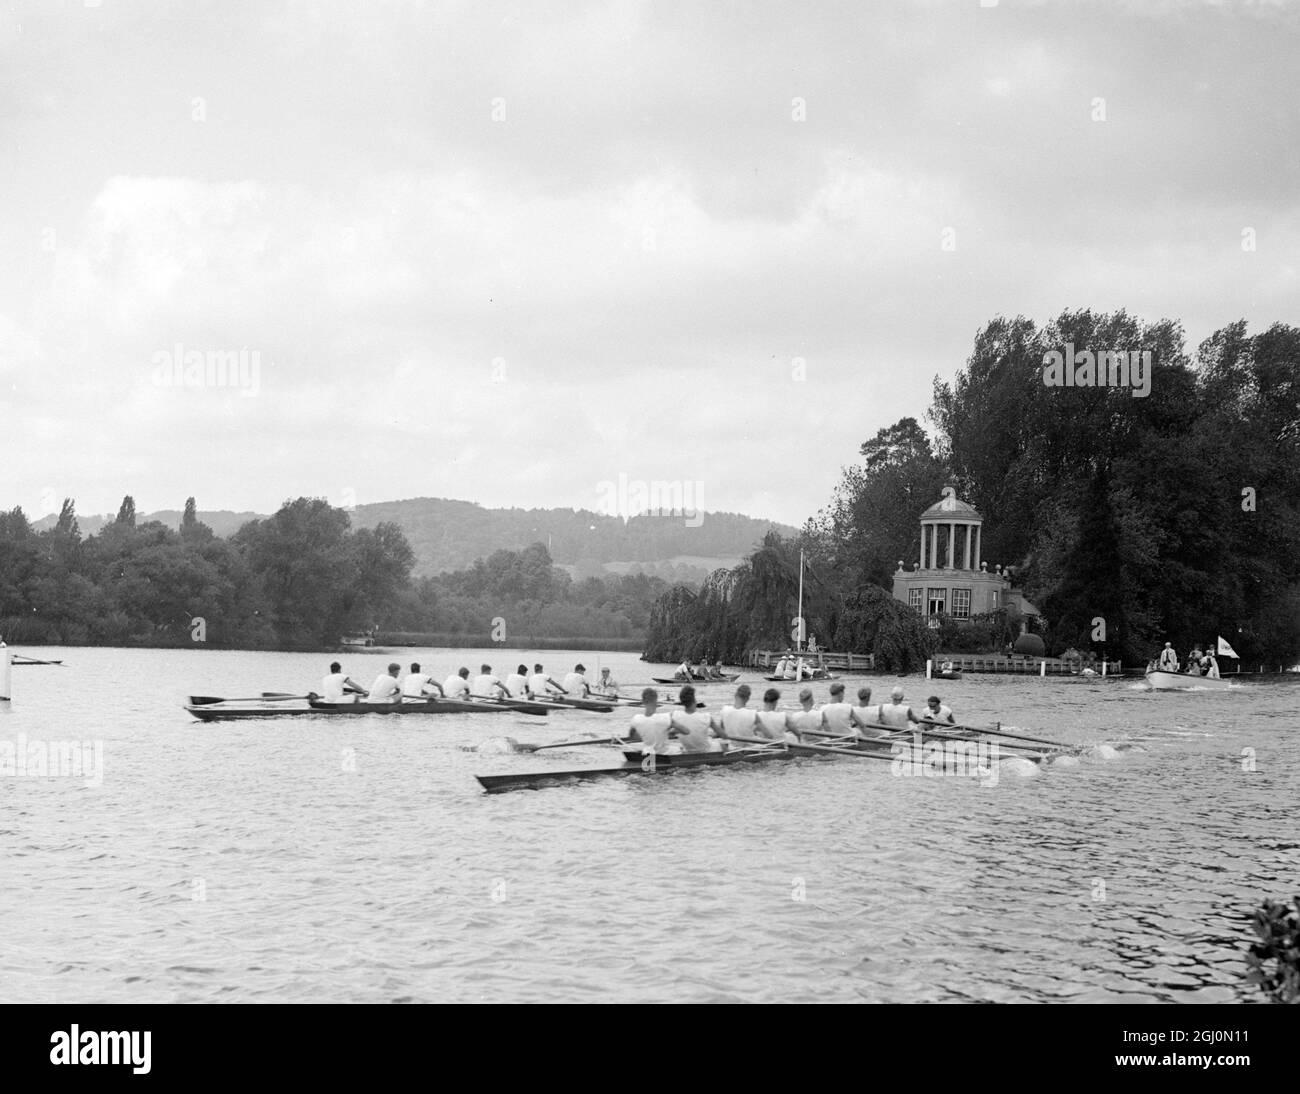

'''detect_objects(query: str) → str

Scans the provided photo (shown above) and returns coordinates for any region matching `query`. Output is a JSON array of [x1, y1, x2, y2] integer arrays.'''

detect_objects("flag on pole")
[[1217, 636, 1239, 658]]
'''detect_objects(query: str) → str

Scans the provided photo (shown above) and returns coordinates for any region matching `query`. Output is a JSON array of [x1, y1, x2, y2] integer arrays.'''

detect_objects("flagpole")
[[797, 550, 805, 681]]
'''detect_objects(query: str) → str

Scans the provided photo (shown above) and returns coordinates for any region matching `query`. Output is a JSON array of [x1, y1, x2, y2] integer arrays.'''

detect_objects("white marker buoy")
[[926, 659, 933, 679], [1040, 660, 1046, 677]]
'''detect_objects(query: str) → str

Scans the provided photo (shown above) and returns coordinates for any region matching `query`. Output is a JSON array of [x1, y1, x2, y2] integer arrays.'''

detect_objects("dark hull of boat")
[[762, 673, 839, 682], [541, 696, 616, 712], [187, 697, 550, 721], [476, 746, 791, 793], [651, 674, 740, 685], [935, 671, 962, 680], [12, 660, 63, 666]]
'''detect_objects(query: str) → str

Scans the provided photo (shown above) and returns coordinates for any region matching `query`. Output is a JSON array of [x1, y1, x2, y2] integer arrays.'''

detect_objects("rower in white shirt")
[[505, 664, 530, 698], [472, 663, 508, 698], [786, 687, 826, 740], [754, 688, 793, 743], [629, 689, 676, 754], [669, 686, 723, 752], [717, 684, 758, 741], [821, 682, 854, 737], [850, 686, 888, 738], [401, 662, 444, 699], [319, 662, 365, 702], [527, 663, 566, 699], [561, 663, 590, 698], [878, 687, 921, 730], [367, 662, 404, 703], [443, 667, 471, 699]]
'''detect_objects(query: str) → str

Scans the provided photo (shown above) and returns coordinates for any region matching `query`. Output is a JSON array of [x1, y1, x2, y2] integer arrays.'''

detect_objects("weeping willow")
[[643, 533, 937, 671]]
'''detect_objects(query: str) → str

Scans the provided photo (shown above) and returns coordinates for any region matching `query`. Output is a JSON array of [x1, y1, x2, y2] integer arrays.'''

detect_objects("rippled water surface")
[[3, 647, 1297, 1003]]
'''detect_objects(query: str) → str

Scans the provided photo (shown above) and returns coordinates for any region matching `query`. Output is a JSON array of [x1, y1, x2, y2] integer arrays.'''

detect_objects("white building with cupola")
[[891, 488, 1039, 627]]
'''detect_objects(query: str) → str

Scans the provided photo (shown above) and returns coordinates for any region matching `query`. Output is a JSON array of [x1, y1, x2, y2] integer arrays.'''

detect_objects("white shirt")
[[822, 702, 854, 734], [596, 675, 618, 694], [852, 704, 884, 734], [443, 674, 470, 698], [719, 704, 757, 740], [878, 702, 913, 729], [402, 673, 433, 698], [789, 707, 825, 736], [505, 673, 528, 697], [321, 672, 349, 701], [922, 704, 954, 724], [672, 710, 720, 752], [755, 709, 791, 741], [631, 711, 674, 753], [367, 673, 401, 702], [472, 673, 502, 697], [528, 673, 554, 697], [562, 672, 587, 697]]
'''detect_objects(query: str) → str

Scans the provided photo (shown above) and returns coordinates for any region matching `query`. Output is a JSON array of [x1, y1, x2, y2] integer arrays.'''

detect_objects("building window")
[[952, 588, 971, 619], [926, 587, 946, 616], [908, 587, 923, 614]]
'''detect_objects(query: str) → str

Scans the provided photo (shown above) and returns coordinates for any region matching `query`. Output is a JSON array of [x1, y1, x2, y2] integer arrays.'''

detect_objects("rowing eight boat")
[[186, 696, 552, 721], [475, 745, 791, 792]]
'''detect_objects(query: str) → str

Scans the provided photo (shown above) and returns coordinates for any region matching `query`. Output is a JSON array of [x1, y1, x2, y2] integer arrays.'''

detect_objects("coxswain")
[[401, 662, 444, 699], [754, 688, 793, 743], [821, 681, 855, 737], [505, 664, 530, 698], [366, 662, 404, 703], [443, 666, 471, 699], [850, 686, 887, 738], [878, 686, 920, 730], [787, 686, 826, 740], [596, 667, 619, 696], [717, 683, 758, 741], [920, 695, 956, 726], [320, 662, 365, 702], [1156, 643, 1179, 672], [528, 663, 566, 699], [561, 663, 591, 698], [628, 688, 675, 754], [669, 685, 723, 752], [472, 663, 508, 698]]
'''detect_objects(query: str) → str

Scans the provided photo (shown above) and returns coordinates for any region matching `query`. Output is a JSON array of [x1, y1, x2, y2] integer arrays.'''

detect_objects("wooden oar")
[[190, 693, 312, 706], [512, 736, 622, 753], [12, 655, 64, 665]]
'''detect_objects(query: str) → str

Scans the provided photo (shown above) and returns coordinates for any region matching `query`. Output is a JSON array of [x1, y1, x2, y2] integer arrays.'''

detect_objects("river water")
[[2, 645, 1296, 1003]]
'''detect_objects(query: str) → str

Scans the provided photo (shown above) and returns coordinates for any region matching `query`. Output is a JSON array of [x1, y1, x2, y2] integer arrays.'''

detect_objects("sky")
[[1, 0, 1297, 529]]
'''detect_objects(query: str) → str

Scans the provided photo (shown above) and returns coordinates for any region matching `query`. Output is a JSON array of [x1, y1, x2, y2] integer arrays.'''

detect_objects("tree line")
[[0, 496, 670, 649], [644, 312, 1300, 670]]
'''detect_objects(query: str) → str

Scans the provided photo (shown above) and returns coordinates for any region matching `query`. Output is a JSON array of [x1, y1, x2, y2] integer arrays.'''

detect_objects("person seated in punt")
[[674, 659, 695, 682], [628, 688, 677, 754], [920, 695, 955, 726], [367, 663, 404, 703], [669, 686, 724, 752], [320, 662, 365, 702], [401, 662, 444, 700], [940, 660, 955, 675]]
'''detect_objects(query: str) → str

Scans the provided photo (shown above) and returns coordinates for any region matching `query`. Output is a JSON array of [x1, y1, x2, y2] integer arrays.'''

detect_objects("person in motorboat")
[[1156, 643, 1179, 672]]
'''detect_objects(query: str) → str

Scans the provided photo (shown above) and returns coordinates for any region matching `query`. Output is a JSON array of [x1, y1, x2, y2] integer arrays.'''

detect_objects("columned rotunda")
[[891, 488, 1039, 626]]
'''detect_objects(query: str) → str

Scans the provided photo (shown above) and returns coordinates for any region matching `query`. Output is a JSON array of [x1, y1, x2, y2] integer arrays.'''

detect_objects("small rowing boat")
[[651, 673, 740, 685], [762, 672, 839, 682], [476, 745, 791, 793], [12, 656, 63, 666], [186, 696, 552, 721], [1144, 670, 1233, 691]]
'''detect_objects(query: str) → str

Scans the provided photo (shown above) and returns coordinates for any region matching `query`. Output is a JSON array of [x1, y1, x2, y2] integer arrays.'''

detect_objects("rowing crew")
[[626, 682, 956, 754], [318, 661, 620, 703]]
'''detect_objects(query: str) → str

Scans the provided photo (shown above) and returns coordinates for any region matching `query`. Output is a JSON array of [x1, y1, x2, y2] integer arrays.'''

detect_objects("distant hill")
[[31, 498, 795, 578]]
